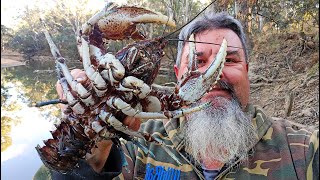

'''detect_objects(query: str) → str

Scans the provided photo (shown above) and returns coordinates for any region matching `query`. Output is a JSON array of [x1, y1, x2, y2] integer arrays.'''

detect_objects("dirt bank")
[[1, 50, 26, 68], [249, 31, 319, 128]]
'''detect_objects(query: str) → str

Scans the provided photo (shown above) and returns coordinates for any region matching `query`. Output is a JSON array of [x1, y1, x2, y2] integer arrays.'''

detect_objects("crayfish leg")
[[81, 37, 109, 97], [42, 21, 96, 107], [106, 95, 210, 119], [99, 110, 145, 139]]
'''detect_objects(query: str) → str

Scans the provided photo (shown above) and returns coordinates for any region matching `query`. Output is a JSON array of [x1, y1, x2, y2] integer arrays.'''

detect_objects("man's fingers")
[[56, 69, 88, 98], [85, 140, 113, 173], [56, 81, 64, 99], [70, 69, 88, 83], [56, 69, 88, 110]]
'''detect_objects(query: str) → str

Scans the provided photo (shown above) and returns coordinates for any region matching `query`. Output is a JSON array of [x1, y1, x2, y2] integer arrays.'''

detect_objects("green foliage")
[[1, 25, 14, 50], [5, 0, 95, 60], [9, 29, 47, 60], [256, 0, 318, 31], [1, 84, 10, 106]]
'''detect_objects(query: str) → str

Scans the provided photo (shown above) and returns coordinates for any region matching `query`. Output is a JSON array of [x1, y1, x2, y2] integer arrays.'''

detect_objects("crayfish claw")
[[81, 2, 118, 35], [95, 5, 176, 40], [177, 38, 228, 105], [188, 33, 198, 72]]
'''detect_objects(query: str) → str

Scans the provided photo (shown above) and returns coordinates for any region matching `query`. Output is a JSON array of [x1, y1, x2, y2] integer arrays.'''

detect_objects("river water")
[[1, 60, 176, 179]]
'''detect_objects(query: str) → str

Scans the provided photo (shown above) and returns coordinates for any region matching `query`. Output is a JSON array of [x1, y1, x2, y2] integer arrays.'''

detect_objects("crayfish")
[[35, 2, 227, 173]]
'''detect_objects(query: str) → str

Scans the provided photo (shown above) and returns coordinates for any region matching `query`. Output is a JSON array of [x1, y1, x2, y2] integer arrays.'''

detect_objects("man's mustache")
[[216, 80, 241, 105]]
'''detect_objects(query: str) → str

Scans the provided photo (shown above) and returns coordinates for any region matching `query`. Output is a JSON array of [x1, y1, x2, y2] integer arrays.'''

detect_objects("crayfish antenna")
[[41, 20, 63, 60], [41, 19, 96, 109], [151, 136, 183, 166]]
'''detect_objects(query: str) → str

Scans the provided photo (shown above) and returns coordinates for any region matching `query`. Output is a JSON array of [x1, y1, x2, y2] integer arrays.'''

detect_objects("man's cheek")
[[178, 68, 188, 79]]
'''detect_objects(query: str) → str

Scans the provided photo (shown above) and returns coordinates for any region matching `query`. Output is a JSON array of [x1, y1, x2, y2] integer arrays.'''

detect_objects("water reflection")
[[1, 59, 177, 179], [1, 61, 62, 179]]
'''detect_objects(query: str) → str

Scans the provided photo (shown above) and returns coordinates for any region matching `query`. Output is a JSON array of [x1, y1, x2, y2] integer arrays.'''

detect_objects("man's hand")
[[56, 69, 141, 173], [55, 69, 88, 111]]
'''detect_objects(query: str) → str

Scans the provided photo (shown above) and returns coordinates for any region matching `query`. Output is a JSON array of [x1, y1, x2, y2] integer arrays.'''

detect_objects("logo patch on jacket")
[[145, 164, 181, 180]]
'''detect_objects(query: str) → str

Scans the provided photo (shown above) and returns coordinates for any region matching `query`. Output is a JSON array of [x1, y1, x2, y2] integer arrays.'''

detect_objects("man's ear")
[[174, 64, 179, 78]]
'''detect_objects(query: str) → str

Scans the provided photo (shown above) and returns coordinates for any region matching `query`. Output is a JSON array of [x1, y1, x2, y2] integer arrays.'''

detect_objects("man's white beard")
[[183, 97, 257, 165]]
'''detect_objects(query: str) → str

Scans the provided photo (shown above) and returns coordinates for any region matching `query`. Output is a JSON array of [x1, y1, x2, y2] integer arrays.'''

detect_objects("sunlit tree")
[[1, 25, 14, 51]]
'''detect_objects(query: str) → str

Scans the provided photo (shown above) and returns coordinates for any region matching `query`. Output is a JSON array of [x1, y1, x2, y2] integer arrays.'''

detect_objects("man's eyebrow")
[[186, 50, 239, 61], [226, 50, 240, 58], [168, 39, 244, 49], [195, 52, 204, 56], [186, 52, 203, 60]]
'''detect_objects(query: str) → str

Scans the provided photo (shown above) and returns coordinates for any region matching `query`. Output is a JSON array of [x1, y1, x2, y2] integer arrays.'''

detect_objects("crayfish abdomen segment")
[[36, 120, 93, 173]]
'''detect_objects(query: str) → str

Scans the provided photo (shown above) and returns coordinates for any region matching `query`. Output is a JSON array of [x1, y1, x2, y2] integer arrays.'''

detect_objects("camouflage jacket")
[[34, 104, 319, 180]]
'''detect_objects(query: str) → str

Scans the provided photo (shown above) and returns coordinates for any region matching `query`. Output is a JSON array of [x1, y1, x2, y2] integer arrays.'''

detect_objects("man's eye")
[[197, 59, 206, 66], [225, 58, 233, 63]]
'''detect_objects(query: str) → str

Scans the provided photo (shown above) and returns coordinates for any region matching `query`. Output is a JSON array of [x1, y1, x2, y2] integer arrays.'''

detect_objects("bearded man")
[[34, 12, 319, 180]]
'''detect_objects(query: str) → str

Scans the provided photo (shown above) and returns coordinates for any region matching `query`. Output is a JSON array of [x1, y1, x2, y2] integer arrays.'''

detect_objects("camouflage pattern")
[[34, 104, 319, 180]]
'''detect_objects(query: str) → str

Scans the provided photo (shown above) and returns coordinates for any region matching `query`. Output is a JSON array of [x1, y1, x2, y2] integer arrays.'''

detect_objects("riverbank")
[[1, 59, 26, 68], [1, 50, 26, 68]]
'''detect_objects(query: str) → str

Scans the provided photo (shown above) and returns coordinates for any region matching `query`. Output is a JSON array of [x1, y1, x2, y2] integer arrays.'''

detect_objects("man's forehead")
[[184, 44, 242, 55], [194, 29, 243, 48]]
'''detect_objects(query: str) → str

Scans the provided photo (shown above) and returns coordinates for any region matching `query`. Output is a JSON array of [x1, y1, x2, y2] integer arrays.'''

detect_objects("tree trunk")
[[184, 0, 189, 24], [234, 0, 239, 17], [149, 24, 154, 38], [247, 7, 252, 34], [258, 15, 264, 32], [163, 0, 175, 23]]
